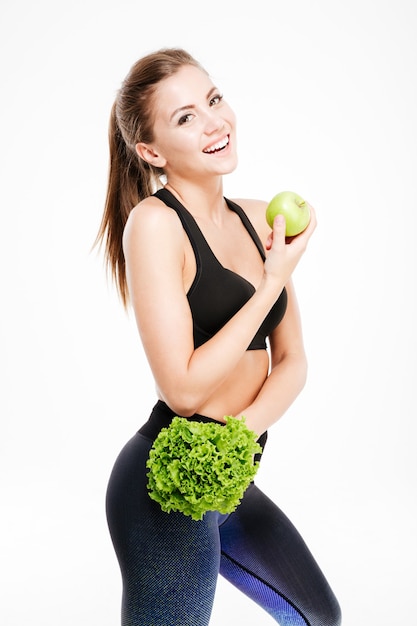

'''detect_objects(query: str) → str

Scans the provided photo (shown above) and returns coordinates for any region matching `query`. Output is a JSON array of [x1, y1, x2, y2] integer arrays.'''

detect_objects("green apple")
[[266, 191, 310, 236]]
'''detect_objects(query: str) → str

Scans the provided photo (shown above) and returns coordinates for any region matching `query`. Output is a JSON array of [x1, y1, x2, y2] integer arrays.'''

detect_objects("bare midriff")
[[193, 348, 269, 422]]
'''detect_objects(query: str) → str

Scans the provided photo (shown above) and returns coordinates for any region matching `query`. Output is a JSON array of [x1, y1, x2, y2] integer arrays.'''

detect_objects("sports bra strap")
[[154, 188, 207, 266], [155, 188, 266, 263]]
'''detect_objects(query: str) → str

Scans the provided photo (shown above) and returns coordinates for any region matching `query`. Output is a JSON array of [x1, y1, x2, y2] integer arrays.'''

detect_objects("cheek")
[[172, 131, 202, 156], [156, 136, 189, 161], [164, 136, 199, 167]]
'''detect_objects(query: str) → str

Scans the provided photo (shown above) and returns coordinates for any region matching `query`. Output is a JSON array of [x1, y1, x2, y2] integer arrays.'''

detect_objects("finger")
[[266, 214, 286, 251], [273, 213, 286, 242]]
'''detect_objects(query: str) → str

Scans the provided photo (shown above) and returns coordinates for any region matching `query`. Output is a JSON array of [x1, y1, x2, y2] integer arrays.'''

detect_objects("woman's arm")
[[123, 197, 315, 417], [238, 279, 308, 437]]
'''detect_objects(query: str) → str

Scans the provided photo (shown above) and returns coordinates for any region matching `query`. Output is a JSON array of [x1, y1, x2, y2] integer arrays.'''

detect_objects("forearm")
[[240, 352, 308, 437], [161, 275, 285, 415], [134, 206, 315, 417]]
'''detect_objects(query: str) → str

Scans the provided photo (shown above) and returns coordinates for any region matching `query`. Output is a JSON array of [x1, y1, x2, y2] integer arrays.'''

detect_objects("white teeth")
[[204, 136, 229, 153]]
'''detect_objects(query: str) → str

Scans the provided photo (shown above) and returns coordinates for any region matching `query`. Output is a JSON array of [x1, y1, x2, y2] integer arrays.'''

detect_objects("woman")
[[97, 47, 341, 626]]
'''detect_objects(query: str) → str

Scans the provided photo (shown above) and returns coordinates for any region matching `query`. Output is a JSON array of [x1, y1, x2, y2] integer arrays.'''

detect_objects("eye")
[[178, 113, 194, 126], [209, 93, 223, 107]]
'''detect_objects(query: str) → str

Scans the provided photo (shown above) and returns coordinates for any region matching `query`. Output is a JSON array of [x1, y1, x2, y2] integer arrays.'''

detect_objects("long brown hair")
[[95, 48, 204, 306]]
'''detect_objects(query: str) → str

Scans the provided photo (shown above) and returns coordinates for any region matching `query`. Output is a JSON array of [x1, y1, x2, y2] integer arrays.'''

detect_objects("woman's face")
[[140, 64, 238, 180]]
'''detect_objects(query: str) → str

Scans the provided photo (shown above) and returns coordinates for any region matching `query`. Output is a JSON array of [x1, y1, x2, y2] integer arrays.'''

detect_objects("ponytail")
[[94, 48, 204, 307], [95, 102, 158, 307]]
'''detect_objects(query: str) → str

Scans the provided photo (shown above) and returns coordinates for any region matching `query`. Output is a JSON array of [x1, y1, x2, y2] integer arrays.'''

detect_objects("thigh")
[[106, 432, 221, 626], [219, 483, 341, 626]]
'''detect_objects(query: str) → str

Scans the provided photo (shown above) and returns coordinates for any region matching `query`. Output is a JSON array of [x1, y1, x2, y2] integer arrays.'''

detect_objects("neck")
[[164, 176, 227, 222]]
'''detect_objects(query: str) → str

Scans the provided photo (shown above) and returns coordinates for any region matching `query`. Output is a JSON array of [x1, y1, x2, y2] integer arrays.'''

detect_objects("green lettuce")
[[146, 416, 262, 521]]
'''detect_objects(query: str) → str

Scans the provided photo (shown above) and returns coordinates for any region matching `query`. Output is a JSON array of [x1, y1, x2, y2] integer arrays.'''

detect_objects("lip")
[[202, 134, 230, 154]]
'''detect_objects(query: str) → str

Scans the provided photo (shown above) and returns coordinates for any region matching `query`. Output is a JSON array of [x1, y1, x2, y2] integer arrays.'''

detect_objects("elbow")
[[159, 386, 205, 418], [157, 365, 213, 417]]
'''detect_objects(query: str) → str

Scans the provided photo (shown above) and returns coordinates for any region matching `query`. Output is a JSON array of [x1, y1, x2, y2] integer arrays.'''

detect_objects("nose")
[[203, 108, 224, 135]]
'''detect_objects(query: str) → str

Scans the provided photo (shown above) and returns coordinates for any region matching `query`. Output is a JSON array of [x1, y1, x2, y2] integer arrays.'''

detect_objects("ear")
[[135, 142, 166, 168]]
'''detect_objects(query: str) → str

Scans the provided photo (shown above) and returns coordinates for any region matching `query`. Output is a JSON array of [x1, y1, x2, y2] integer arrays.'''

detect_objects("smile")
[[203, 135, 230, 154]]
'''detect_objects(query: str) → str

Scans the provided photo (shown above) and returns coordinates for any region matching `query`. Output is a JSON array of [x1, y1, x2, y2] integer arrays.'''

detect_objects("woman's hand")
[[263, 203, 317, 288]]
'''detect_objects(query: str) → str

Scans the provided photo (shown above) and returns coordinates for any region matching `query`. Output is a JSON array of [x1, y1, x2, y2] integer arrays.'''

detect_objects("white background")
[[1, 1, 416, 624]]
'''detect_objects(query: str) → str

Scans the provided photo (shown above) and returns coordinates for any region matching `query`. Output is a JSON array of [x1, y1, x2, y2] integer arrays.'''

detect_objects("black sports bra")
[[154, 189, 287, 350]]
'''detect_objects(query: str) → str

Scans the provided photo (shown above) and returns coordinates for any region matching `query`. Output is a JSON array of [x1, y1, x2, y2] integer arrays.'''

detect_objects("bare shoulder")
[[123, 195, 183, 252], [230, 197, 270, 240], [124, 195, 181, 235]]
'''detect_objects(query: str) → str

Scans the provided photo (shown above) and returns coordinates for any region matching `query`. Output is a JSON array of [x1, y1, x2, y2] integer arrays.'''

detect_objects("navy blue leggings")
[[106, 402, 341, 625]]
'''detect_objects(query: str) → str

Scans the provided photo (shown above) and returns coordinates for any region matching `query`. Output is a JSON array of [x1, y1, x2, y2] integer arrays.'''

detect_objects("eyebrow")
[[169, 87, 218, 122]]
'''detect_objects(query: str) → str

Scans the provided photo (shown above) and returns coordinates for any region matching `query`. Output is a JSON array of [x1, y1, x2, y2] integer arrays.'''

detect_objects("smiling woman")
[[95, 47, 341, 626], [134, 64, 238, 192]]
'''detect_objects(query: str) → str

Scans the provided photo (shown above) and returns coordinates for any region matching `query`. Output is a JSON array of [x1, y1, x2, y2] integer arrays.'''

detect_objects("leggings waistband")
[[138, 400, 268, 461], [138, 400, 225, 441]]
